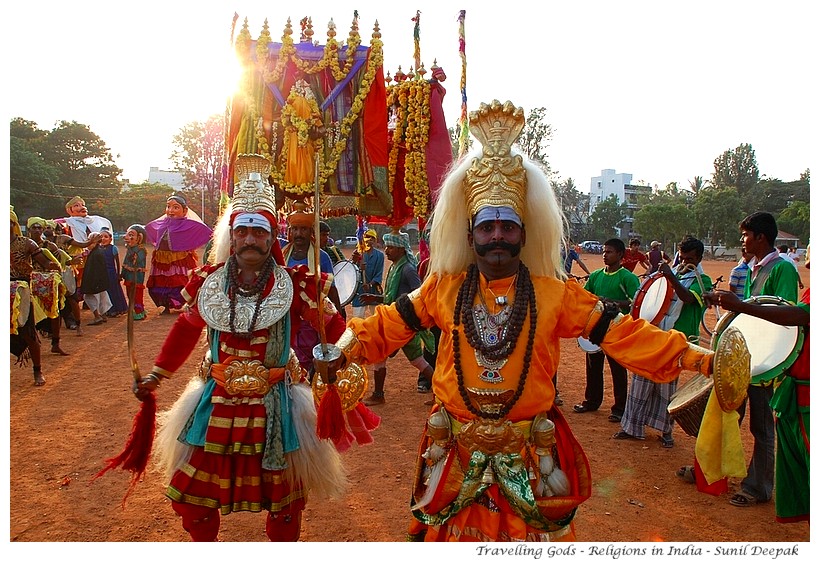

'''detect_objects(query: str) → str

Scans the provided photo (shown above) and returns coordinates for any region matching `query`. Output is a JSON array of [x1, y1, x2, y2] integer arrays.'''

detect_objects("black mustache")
[[239, 246, 266, 254], [474, 240, 521, 257]]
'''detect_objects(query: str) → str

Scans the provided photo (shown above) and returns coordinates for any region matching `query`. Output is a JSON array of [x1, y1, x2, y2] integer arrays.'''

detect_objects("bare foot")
[[51, 346, 69, 356], [34, 372, 46, 386], [76, 325, 84, 336]]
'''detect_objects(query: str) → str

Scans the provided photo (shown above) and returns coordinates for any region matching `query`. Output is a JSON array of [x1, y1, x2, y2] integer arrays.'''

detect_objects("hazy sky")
[[4, 0, 816, 193]]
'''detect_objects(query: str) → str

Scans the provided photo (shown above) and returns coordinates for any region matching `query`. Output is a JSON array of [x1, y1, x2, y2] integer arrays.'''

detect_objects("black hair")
[[604, 238, 625, 254], [319, 221, 330, 233], [629, 238, 641, 246], [679, 237, 704, 259], [739, 212, 777, 247]]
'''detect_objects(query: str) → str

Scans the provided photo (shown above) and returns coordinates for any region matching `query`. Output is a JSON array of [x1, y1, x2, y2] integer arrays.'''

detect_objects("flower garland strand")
[[457, 10, 470, 160]]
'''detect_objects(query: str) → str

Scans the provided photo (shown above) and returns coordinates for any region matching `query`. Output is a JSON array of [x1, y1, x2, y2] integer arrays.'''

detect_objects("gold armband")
[[334, 327, 360, 368], [581, 301, 605, 339]]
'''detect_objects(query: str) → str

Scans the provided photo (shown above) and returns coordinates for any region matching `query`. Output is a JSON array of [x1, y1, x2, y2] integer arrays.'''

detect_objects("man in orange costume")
[[319, 100, 732, 541]]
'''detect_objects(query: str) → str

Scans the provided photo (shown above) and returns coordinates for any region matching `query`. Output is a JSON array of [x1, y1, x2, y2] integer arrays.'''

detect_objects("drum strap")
[[748, 256, 783, 296], [588, 301, 620, 345]]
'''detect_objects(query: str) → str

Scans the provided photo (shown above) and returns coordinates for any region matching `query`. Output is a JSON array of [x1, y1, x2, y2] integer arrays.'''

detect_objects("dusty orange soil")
[[8, 256, 810, 549]]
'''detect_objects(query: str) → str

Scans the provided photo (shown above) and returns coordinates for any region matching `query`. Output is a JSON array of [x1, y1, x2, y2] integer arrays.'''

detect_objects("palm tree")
[[688, 175, 709, 194]]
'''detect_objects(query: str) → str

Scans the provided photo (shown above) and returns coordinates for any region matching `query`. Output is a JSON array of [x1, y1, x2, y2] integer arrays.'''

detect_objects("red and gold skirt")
[[166, 386, 305, 515]]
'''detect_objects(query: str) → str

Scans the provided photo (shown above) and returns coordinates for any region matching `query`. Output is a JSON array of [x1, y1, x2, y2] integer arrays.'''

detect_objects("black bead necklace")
[[227, 254, 275, 338], [452, 263, 537, 419]]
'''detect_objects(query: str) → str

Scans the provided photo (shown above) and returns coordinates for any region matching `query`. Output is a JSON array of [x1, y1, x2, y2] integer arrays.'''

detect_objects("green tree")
[[777, 201, 810, 247], [9, 136, 61, 219], [588, 194, 627, 241], [97, 182, 178, 231], [693, 187, 745, 252], [40, 120, 122, 194], [688, 175, 708, 194], [552, 177, 590, 241], [711, 143, 759, 212], [514, 107, 553, 171], [633, 201, 696, 251], [10, 118, 121, 219], [170, 114, 224, 224]]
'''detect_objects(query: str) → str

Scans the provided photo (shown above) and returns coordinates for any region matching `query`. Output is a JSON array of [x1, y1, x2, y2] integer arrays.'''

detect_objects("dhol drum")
[[668, 374, 714, 437], [332, 260, 360, 307], [630, 272, 673, 326], [577, 336, 601, 354], [711, 295, 805, 385]]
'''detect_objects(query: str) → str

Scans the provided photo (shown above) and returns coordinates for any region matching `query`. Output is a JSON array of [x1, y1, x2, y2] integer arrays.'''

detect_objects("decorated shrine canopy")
[[224, 13, 453, 225], [226, 15, 389, 217]]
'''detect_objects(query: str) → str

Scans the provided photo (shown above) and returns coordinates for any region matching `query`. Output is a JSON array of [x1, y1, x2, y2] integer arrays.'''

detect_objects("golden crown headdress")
[[464, 100, 527, 219], [232, 154, 277, 216]]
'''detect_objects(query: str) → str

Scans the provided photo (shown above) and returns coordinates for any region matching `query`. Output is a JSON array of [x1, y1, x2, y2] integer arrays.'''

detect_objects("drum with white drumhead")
[[711, 295, 805, 385], [630, 272, 673, 326], [332, 259, 360, 307]]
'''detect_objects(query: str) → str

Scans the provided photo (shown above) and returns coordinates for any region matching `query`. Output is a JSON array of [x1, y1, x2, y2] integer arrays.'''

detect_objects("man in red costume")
[[133, 155, 353, 541]]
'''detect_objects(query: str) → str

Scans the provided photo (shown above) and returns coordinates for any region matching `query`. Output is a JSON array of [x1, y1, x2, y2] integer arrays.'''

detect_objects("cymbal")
[[712, 326, 751, 411]]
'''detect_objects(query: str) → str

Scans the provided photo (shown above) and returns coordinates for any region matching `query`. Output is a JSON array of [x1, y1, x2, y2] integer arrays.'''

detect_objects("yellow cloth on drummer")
[[694, 389, 746, 484]]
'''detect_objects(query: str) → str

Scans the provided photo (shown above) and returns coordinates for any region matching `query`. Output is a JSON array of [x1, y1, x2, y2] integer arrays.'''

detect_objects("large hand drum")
[[332, 260, 360, 307], [669, 325, 751, 434], [668, 374, 713, 437], [631, 272, 673, 326], [711, 295, 805, 385]]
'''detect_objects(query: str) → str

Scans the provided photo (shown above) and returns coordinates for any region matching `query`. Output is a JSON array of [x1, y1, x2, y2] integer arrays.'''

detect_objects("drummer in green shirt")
[[573, 238, 641, 421], [616, 236, 712, 447]]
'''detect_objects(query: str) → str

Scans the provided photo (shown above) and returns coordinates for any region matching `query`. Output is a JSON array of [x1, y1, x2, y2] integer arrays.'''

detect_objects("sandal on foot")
[[676, 466, 696, 484], [659, 434, 674, 448], [88, 318, 104, 326], [33, 373, 46, 386], [612, 430, 644, 441], [573, 403, 593, 413], [729, 491, 759, 507], [554, 394, 564, 406], [608, 414, 622, 423]]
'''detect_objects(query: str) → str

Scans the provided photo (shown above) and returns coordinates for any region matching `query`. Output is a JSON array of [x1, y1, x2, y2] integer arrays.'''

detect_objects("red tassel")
[[92, 392, 157, 507], [316, 385, 346, 441], [354, 402, 381, 432], [332, 426, 354, 453], [344, 409, 373, 447]]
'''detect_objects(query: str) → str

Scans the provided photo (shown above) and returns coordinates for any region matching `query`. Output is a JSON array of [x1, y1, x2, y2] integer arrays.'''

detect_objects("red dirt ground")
[[8, 255, 810, 550]]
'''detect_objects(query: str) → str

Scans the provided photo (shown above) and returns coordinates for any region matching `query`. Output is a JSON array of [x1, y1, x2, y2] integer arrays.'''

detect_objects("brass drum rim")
[[712, 325, 752, 411], [711, 295, 804, 385]]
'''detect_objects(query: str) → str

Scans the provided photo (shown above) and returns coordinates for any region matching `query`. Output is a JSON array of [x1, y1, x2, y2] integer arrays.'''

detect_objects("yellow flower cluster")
[[261, 19, 362, 84], [232, 18, 383, 201], [386, 79, 432, 217]]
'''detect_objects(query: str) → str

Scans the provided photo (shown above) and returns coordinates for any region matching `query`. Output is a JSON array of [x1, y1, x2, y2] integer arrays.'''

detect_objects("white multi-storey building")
[[147, 167, 187, 190], [589, 169, 651, 238]]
